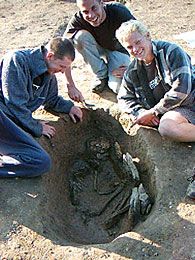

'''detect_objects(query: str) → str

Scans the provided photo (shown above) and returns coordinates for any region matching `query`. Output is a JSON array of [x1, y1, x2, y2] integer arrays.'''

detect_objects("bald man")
[[63, 0, 136, 101]]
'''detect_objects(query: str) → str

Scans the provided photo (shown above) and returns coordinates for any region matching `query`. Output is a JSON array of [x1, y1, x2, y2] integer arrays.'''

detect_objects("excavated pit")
[[40, 109, 156, 245]]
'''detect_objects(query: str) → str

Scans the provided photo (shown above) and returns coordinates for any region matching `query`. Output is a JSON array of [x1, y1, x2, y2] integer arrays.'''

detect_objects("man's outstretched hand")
[[67, 84, 84, 103], [69, 106, 83, 123]]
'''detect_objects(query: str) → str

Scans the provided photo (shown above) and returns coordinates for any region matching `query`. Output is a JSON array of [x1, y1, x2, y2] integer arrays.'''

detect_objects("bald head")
[[76, 0, 101, 7], [76, 0, 106, 27]]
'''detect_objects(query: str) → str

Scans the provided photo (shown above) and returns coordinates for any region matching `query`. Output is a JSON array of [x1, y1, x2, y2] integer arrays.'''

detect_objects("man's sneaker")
[[186, 170, 195, 200], [91, 78, 108, 94]]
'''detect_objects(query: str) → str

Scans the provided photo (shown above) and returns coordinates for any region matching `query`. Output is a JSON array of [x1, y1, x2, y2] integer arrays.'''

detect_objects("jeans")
[[73, 30, 130, 93], [0, 110, 51, 177]]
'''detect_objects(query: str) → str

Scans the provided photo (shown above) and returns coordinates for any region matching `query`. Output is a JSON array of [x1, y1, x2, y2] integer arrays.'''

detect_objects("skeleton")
[[69, 137, 152, 233]]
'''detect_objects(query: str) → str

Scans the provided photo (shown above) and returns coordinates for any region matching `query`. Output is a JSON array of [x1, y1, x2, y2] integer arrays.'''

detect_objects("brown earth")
[[0, 0, 195, 259]]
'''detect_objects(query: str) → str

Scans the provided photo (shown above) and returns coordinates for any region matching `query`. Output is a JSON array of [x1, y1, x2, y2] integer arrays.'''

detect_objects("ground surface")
[[0, 0, 195, 259]]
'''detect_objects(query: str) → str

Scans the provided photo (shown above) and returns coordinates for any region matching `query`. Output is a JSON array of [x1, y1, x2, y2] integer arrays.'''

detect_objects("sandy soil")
[[0, 0, 195, 259]]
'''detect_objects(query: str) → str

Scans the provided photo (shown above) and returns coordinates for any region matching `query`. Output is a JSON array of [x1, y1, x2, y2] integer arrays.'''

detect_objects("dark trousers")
[[0, 110, 51, 177]]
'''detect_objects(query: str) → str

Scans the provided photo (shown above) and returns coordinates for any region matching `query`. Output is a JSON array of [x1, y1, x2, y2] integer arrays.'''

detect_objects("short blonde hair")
[[116, 20, 149, 44]]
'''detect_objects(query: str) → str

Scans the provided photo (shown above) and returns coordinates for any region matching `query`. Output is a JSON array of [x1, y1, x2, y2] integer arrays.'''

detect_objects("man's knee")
[[158, 111, 188, 139], [29, 149, 52, 177], [158, 120, 172, 137], [73, 30, 96, 49], [158, 119, 180, 139], [38, 150, 52, 175]]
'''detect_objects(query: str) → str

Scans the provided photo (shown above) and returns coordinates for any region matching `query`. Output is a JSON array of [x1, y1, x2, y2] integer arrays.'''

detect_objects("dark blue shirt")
[[66, 3, 135, 54], [0, 47, 73, 137]]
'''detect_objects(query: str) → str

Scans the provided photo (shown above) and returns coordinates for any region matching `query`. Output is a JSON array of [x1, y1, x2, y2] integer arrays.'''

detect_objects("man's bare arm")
[[63, 32, 84, 102], [64, 66, 84, 102]]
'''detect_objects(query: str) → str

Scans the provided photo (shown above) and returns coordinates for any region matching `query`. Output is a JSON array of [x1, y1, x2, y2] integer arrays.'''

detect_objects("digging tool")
[[82, 100, 95, 110]]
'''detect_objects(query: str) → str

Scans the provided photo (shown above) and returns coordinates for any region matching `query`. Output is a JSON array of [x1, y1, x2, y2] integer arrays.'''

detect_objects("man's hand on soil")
[[136, 109, 160, 127], [69, 106, 83, 123], [41, 121, 56, 138]]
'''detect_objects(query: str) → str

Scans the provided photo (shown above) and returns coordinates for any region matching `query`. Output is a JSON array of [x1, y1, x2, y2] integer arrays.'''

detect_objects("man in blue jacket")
[[0, 37, 83, 177]]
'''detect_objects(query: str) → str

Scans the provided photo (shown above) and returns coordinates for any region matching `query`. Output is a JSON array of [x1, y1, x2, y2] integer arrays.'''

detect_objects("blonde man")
[[116, 20, 195, 199]]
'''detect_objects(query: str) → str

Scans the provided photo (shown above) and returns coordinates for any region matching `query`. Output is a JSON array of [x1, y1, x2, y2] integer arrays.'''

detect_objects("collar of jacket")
[[29, 46, 48, 79], [152, 41, 158, 57]]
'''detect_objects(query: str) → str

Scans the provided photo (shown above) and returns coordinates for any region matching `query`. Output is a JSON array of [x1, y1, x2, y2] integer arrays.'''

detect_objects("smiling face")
[[124, 31, 154, 64], [46, 53, 72, 74], [77, 0, 106, 27]]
